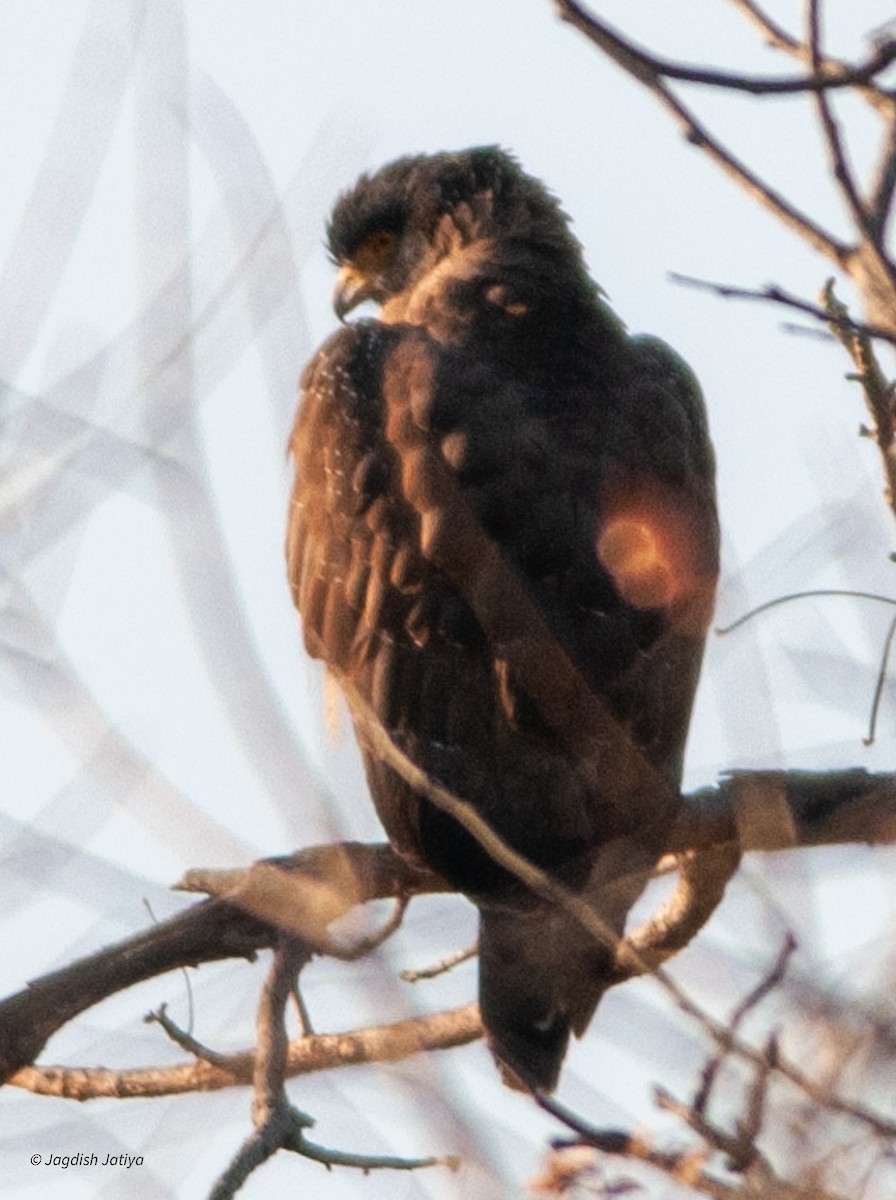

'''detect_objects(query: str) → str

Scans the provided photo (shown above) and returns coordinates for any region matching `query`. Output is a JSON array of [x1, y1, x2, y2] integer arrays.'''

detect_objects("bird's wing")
[[289, 319, 512, 875], [289, 316, 717, 863], [288, 319, 398, 672], [578, 332, 719, 777], [289, 316, 719, 1090], [625, 333, 716, 491]]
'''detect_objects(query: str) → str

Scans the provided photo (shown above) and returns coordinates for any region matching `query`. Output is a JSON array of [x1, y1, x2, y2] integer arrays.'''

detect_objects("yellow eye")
[[354, 230, 397, 273]]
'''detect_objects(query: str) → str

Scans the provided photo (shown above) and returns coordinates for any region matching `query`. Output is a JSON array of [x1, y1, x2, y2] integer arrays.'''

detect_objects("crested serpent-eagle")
[[288, 147, 719, 1092]]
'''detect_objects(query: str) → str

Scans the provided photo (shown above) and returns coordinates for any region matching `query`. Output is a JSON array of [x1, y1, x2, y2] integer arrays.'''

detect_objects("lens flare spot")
[[597, 518, 674, 608], [594, 475, 717, 632]]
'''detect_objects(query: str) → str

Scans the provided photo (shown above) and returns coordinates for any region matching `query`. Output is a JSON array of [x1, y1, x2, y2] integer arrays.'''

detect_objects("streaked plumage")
[[288, 147, 718, 1090]]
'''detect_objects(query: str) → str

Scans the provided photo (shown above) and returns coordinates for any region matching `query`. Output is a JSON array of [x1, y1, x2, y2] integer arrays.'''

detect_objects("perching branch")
[[5, 766, 894, 1093], [0, 840, 434, 1086], [14, 1004, 483, 1101], [3, 745, 895, 1199]]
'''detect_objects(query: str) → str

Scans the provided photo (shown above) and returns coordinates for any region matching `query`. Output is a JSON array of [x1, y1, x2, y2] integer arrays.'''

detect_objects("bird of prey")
[[288, 147, 718, 1092]]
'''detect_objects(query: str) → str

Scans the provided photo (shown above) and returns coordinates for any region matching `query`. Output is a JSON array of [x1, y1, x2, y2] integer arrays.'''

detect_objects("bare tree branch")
[[203, 935, 459, 1197], [717, 588, 896, 634], [341, 677, 745, 990], [865, 612, 896, 745], [728, 0, 896, 117], [149, 1003, 238, 1069], [670, 273, 896, 345], [551, 0, 850, 265], [0, 841, 431, 1085], [10, 1004, 483, 1101], [614, 843, 742, 978], [554, 0, 896, 350], [823, 281, 896, 515], [535, 936, 881, 1200], [671, 769, 896, 854], [401, 943, 478, 983], [208, 940, 311, 1198], [727, 0, 801, 55], [869, 114, 896, 240], [552, 0, 896, 96], [537, 1091, 746, 1199], [2, 768, 894, 1091], [694, 938, 793, 1118], [808, 0, 875, 242]]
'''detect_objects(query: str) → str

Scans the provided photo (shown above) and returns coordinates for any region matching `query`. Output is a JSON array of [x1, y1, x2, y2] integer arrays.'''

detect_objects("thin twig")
[[290, 982, 314, 1037], [552, 0, 849, 264], [212, 1088, 453, 1196], [655, 1087, 848, 1199], [534, 1092, 632, 1153], [731, 935, 796, 1029], [728, 0, 896, 117], [538, 1092, 741, 1199], [670, 273, 896, 345], [706, 1016, 896, 1141], [615, 843, 742, 978], [737, 1031, 778, 1166], [251, 939, 307, 1121], [869, 113, 896, 241], [144, 899, 196, 1035], [808, 0, 875, 243], [145, 1004, 235, 1069], [695, 935, 794, 1115], [317, 896, 409, 962], [401, 942, 478, 983], [340, 685, 896, 1137], [716, 588, 896, 635], [209, 936, 458, 1197], [780, 321, 838, 341], [655, 1086, 759, 1171], [552, 0, 896, 95], [823, 280, 896, 514], [727, 0, 801, 54], [864, 612, 896, 745], [296, 1138, 458, 1175]]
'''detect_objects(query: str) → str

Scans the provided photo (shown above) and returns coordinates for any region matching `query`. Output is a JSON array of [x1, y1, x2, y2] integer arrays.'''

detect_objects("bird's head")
[[325, 147, 587, 321]]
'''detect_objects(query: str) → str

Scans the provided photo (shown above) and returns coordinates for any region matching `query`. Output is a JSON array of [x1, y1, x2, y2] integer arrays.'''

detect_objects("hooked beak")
[[333, 265, 375, 321]]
